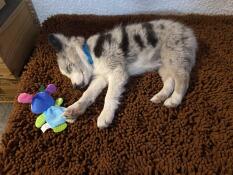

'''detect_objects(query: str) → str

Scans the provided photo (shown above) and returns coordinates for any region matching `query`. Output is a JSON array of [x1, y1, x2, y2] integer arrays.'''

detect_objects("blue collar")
[[82, 41, 93, 65]]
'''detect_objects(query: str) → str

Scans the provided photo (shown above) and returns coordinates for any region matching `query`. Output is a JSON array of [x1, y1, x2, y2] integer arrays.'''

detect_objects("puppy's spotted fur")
[[48, 20, 197, 129]]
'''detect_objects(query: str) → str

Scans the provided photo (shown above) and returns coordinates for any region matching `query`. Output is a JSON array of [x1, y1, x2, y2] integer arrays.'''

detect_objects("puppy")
[[48, 19, 197, 129]]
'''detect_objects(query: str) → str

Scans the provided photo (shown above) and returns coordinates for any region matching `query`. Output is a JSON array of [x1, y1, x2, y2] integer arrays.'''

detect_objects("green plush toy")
[[35, 98, 68, 133]]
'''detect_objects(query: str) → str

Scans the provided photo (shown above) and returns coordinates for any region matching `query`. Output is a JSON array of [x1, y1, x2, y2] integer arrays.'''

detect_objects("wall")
[[32, 0, 233, 23]]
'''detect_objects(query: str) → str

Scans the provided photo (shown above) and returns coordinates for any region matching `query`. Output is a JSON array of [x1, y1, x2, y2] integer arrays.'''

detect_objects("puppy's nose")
[[72, 83, 78, 89], [72, 83, 84, 90]]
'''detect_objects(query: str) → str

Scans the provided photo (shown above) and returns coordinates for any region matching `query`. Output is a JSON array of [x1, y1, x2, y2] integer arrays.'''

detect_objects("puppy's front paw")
[[64, 102, 87, 123], [64, 107, 78, 123], [97, 113, 114, 129], [150, 93, 168, 104], [65, 117, 76, 124]]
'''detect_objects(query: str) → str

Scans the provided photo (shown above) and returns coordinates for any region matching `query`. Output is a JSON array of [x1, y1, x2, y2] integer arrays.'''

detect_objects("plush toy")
[[35, 97, 68, 133], [17, 84, 68, 133]]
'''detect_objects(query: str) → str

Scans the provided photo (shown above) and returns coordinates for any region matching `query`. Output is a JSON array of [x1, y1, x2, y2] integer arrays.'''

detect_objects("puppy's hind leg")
[[151, 66, 175, 104], [164, 70, 190, 108]]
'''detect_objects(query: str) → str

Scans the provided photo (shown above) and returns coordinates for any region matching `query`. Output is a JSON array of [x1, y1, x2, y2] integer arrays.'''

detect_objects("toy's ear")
[[45, 84, 57, 94], [18, 93, 33, 104]]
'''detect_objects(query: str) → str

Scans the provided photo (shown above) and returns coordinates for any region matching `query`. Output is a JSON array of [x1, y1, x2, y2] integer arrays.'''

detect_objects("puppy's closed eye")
[[66, 63, 74, 74]]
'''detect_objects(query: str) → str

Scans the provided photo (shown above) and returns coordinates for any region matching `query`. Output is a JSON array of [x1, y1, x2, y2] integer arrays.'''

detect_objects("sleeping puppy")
[[48, 20, 197, 129]]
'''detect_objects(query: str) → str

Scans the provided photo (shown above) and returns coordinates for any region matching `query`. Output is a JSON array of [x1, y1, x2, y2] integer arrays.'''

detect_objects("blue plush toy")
[[17, 84, 69, 133]]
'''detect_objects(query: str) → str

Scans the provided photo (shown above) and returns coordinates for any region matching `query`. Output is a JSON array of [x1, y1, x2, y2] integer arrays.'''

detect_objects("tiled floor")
[[0, 103, 12, 142]]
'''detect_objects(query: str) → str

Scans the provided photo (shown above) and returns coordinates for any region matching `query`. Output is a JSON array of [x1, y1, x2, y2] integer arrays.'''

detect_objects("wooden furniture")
[[0, 0, 40, 102], [0, 0, 6, 10]]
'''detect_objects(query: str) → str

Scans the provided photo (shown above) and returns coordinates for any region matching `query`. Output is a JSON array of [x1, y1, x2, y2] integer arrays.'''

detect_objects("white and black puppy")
[[48, 20, 197, 129]]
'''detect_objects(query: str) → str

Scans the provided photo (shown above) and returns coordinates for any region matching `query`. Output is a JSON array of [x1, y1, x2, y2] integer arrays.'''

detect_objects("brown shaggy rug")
[[1, 14, 233, 175]]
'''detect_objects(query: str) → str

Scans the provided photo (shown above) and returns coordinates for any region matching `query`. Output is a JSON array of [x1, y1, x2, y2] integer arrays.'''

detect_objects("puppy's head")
[[48, 33, 92, 89]]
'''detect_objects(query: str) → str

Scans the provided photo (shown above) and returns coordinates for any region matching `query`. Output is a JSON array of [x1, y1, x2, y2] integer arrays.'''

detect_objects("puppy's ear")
[[48, 33, 63, 52]]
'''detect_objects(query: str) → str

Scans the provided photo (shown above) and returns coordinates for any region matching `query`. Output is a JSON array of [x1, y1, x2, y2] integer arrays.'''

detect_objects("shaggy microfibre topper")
[[0, 14, 233, 175]]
